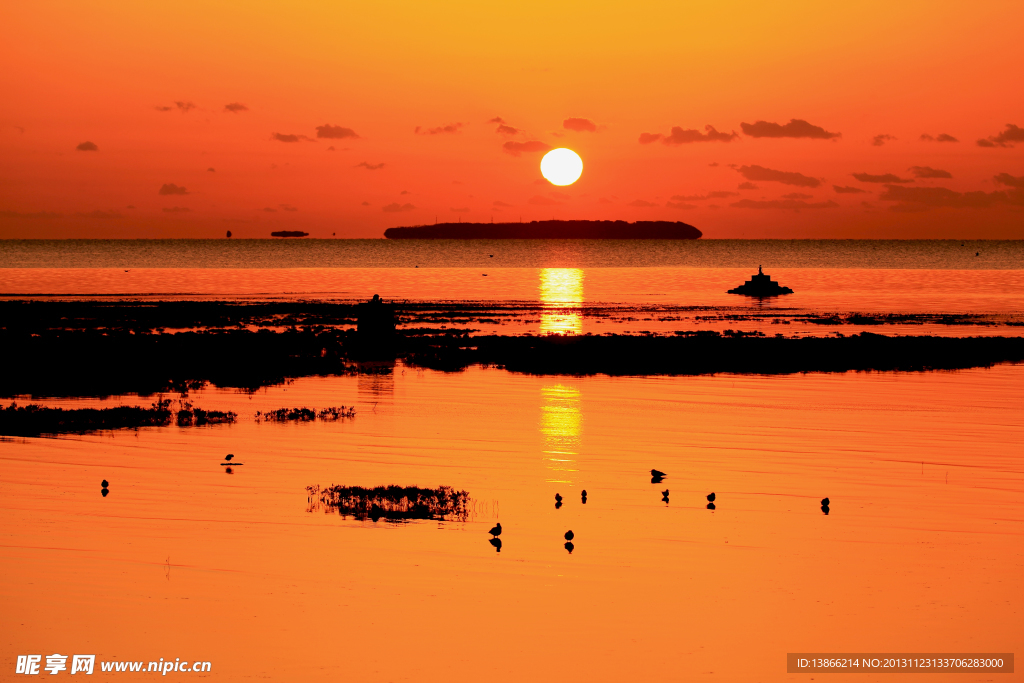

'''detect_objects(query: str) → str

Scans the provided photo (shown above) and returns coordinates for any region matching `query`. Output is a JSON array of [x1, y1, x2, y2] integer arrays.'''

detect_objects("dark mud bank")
[[409, 333, 1024, 375]]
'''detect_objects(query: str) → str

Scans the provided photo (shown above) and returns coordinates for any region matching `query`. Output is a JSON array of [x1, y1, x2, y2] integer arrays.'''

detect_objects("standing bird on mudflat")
[[821, 497, 830, 506], [488, 523, 502, 537], [707, 492, 716, 503]]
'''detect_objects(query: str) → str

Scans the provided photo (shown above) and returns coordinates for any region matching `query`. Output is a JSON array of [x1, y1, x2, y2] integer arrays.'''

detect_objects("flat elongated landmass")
[[384, 220, 701, 239], [270, 230, 309, 238]]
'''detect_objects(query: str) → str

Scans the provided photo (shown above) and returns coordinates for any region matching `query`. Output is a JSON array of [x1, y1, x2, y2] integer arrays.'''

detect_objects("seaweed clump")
[[0, 400, 173, 436], [256, 406, 355, 422], [176, 401, 237, 427], [307, 484, 470, 523]]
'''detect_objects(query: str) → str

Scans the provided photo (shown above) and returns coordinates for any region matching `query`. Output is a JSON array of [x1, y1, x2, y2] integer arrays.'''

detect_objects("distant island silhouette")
[[271, 230, 309, 238], [384, 220, 701, 240]]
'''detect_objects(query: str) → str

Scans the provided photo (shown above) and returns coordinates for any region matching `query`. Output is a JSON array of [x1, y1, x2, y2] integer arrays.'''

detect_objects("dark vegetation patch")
[[0, 399, 241, 435], [0, 400, 173, 436], [307, 484, 471, 523], [176, 401, 237, 426], [256, 406, 355, 422]]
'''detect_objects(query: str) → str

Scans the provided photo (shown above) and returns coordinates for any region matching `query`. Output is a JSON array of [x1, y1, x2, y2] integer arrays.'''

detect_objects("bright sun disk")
[[540, 148, 583, 186]]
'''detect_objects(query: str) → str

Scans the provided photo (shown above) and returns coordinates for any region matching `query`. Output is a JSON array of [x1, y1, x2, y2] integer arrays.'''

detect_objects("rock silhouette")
[[707, 492, 716, 503], [821, 497, 830, 506], [101, 480, 109, 488], [706, 502, 716, 510]]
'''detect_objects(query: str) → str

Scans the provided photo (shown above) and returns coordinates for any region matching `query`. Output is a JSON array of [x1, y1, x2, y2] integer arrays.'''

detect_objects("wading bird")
[[488, 523, 502, 537]]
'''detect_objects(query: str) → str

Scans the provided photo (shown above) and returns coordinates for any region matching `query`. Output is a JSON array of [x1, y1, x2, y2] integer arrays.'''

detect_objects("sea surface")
[[2, 366, 1022, 681], [2, 239, 1022, 681], [2, 239, 1022, 336]]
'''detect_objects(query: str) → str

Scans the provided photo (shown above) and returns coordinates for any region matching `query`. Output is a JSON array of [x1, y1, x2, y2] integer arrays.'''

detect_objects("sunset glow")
[[1, 2, 1022, 238]]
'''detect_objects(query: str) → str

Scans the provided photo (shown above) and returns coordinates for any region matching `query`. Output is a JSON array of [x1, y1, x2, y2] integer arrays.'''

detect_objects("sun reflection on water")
[[539, 268, 584, 335], [540, 384, 581, 482]]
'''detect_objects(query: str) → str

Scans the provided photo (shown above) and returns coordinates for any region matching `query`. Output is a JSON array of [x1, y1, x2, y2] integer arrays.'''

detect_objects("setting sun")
[[540, 148, 583, 186]]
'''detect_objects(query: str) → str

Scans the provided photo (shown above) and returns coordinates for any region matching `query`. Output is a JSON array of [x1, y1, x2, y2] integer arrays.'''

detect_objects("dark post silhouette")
[[353, 294, 397, 360]]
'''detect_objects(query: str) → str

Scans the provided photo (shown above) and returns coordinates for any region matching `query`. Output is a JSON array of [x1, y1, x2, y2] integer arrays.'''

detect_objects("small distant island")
[[271, 230, 309, 238], [384, 220, 701, 240]]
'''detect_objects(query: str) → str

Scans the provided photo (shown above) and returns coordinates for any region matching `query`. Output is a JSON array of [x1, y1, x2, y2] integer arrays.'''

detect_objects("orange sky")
[[2, 0, 1023, 239]]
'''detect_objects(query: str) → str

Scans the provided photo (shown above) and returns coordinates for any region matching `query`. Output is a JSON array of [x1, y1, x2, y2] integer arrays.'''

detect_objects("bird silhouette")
[[821, 504, 830, 515], [225, 454, 234, 461], [101, 480, 109, 488], [564, 530, 574, 541], [706, 492, 716, 503], [706, 502, 716, 510], [650, 469, 666, 478], [661, 489, 669, 497], [488, 523, 502, 537], [489, 538, 502, 552], [554, 501, 563, 509], [101, 489, 109, 497], [564, 541, 574, 554], [554, 493, 563, 503], [820, 497, 830, 506]]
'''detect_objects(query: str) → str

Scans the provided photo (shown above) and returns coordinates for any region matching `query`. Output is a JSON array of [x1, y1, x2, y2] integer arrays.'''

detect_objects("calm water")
[[2, 365, 1022, 681], [3, 239, 1022, 336], [2, 239, 1022, 680]]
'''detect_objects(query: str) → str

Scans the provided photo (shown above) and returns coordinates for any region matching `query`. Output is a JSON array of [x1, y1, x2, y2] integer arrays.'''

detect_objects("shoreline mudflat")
[[2, 299, 1022, 398]]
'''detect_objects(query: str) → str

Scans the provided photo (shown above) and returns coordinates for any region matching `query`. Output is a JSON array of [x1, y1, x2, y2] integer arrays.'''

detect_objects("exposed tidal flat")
[[2, 299, 1023, 397]]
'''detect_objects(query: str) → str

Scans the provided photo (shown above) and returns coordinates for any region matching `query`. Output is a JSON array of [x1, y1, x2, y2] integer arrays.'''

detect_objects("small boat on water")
[[727, 266, 793, 297]]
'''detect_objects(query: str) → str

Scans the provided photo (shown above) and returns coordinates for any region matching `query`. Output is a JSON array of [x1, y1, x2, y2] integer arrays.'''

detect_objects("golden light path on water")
[[539, 267, 584, 335], [541, 384, 582, 483]]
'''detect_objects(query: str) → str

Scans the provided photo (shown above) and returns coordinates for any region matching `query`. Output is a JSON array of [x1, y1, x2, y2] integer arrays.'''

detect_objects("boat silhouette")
[[727, 266, 793, 297]]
